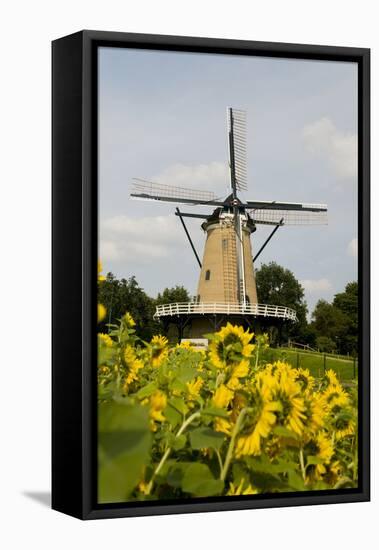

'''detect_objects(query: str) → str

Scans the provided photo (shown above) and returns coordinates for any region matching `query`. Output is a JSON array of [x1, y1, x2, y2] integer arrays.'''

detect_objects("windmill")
[[130, 108, 327, 339]]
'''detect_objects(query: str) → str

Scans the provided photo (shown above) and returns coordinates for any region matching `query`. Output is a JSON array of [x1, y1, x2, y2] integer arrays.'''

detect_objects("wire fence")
[[265, 348, 358, 381]]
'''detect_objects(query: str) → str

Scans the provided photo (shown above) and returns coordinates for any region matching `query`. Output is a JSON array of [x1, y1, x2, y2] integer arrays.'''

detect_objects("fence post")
[[323, 353, 326, 375], [353, 357, 356, 379], [297, 352, 299, 368]]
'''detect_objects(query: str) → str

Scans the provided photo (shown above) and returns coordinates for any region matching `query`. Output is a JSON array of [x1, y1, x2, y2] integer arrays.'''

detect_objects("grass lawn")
[[264, 347, 358, 381]]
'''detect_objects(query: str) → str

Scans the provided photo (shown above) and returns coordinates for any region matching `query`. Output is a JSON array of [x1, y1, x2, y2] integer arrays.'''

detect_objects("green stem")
[[255, 341, 260, 370], [220, 408, 248, 481], [145, 411, 201, 495], [215, 449, 223, 476], [299, 447, 306, 481], [353, 435, 358, 481], [177, 411, 201, 437]]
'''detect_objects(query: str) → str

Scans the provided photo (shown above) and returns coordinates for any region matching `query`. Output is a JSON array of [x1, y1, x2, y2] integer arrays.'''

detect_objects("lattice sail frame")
[[227, 108, 247, 192], [249, 206, 328, 226], [131, 178, 216, 203]]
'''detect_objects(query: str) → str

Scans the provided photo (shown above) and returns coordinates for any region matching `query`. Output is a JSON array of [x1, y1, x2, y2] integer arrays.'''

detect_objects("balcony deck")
[[154, 302, 297, 322]]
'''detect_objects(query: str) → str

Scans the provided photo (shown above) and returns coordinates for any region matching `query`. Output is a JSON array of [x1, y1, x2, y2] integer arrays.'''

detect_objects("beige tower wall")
[[197, 218, 258, 304], [243, 231, 258, 304], [197, 222, 234, 302]]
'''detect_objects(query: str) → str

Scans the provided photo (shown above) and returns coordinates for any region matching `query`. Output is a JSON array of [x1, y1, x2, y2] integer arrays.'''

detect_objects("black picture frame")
[[52, 30, 370, 520]]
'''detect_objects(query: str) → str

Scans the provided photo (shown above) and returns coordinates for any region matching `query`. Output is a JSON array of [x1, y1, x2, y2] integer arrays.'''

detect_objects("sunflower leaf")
[[98, 401, 152, 503], [181, 463, 224, 497], [164, 404, 182, 428], [136, 382, 157, 399], [287, 471, 306, 491], [189, 427, 225, 450], [175, 364, 198, 383], [98, 346, 118, 366], [168, 396, 188, 416]]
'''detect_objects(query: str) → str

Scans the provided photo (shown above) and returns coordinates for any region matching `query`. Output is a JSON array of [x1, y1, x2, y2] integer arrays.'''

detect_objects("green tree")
[[311, 299, 348, 341], [333, 281, 358, 355], [156, 285, 191, 305], [255, 262, 308, 345], [98, 273, 158, 340], [310, 281, 358, 356], [315, 335, 337, 353], [333, 281, 358, 317]]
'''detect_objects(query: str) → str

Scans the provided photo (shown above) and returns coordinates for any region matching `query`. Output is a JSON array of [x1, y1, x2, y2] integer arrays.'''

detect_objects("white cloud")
[[151, 161, 229, 195], [100, 239, 120, 262], [100, 214, 191, 265], [303, 117, 357, 180], [348, 237, 358, 258], [301, 278, 333, 293]]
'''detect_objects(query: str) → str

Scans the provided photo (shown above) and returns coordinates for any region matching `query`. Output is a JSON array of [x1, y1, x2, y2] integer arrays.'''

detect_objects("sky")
[[98, 47, 358, 316]]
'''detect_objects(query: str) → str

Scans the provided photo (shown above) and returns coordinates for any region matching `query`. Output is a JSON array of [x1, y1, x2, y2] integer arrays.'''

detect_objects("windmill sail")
[[227, 108, 247, 194], [227, 108, 248, 304], [249, 207, 328, 226], [246, 200, 327, 212], [130, 178, 223, 206], [246, 200, 327, 225]]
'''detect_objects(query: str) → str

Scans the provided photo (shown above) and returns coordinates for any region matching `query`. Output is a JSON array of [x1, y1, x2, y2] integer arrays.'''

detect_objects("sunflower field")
[[97, 306, 358, 503]]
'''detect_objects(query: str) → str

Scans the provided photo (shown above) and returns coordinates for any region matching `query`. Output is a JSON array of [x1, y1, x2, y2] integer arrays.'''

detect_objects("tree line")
[[255, 263, 358, 356], [98, 262, 358, 355], [98, 273, 191, 341]]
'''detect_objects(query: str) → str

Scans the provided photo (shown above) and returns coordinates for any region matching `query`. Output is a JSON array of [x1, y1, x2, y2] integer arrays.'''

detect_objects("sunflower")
[[176, 340, 194, 350], [186, 377, 204, 399], [264, 361, 298, 385], [302, 392, 326, 437], [325, 369, 340, 387], [235, 378, 280, 457], [304, 432, 334, 481], [230, 391, 249, 423], [149, 390, 167, 430], [212, 384, 235, 435], [209, 323, 255, 370], [122, 345, 144, 390], [235, 401, 280, 457], [150, 335, 169, 368], [321, 384, 350, 415], [98, 333, 113, 347], [98, 303, 106, 323], [227, 360, 250, 390], [98, 260, 106, 282], [227, 479, 258, 496], [212, 384, 234, 409], [268, 364, 306, 436], [327, 403, 356, 440], [323, 460, 344, 485], [293, 368, 315, 393], [123, 312, 136, 328], [214, 417, 232, 435]]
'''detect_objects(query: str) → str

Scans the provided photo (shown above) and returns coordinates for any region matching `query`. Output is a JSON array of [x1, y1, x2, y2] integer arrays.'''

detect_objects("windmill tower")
[[131, 108, 327, 339]]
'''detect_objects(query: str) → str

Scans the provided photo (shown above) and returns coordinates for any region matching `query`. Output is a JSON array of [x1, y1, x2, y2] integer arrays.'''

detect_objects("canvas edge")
[[52, 30, 370, 520]]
